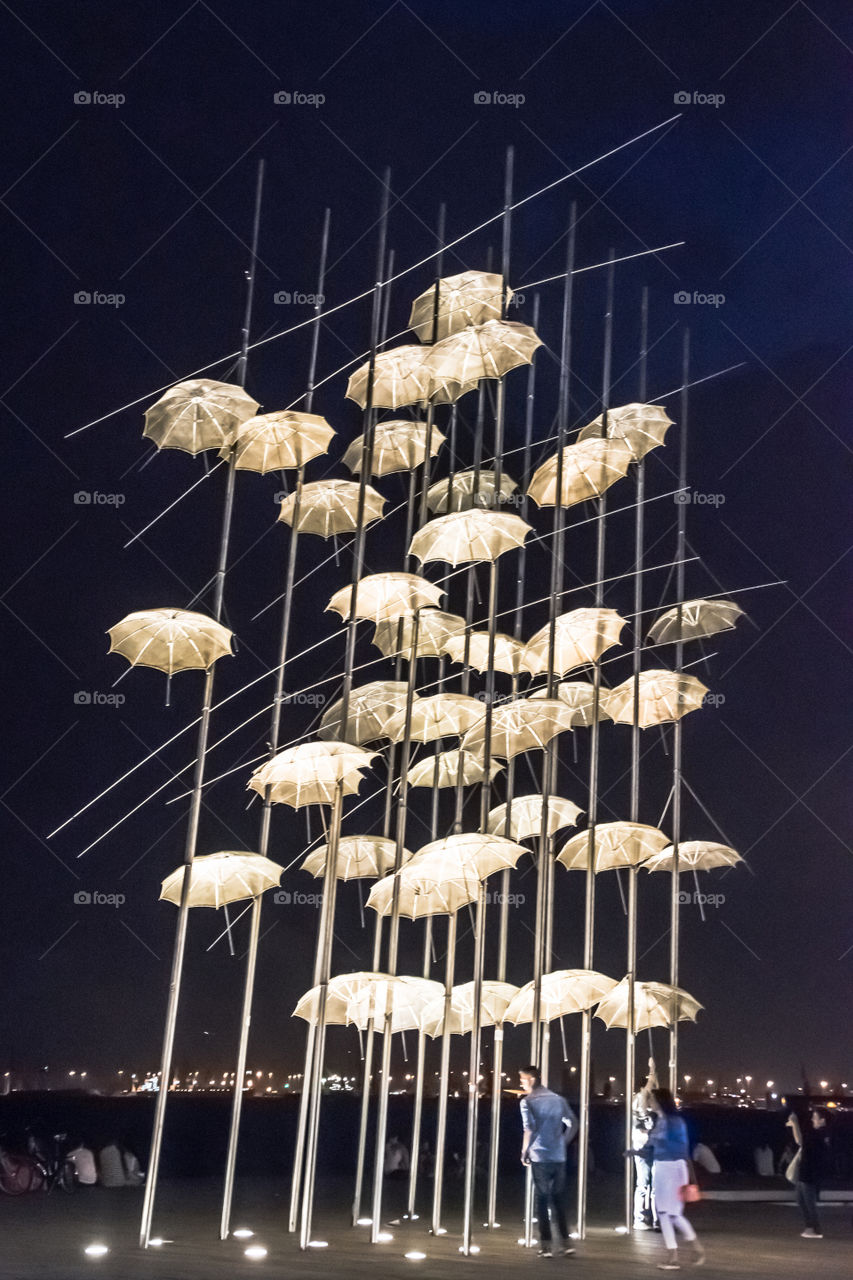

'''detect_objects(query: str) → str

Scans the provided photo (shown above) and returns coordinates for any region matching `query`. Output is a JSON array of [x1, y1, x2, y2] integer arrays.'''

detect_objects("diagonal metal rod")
[[139, 156, 265, 1251]]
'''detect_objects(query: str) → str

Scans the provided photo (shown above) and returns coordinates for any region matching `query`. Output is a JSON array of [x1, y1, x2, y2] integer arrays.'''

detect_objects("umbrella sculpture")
[[504, 969, 619, 1024], [604, 670, 709, 727], [367, 866, 482, 921], [642, 840, 742, 874], [419, 980, 519, 1037], [159, 851, 283, 909], [227, 410, 335, 471], [326, 572, 444, 623], [594, 979, 703, 1033], [408, 270, 513, 342], [107, 608, 234, 675], [648, 597, 744, 645], [522, 608, 627, 677], [444, 628, 527, 676], [461, 697, 576, 759], [382, 692, 485, 744], [346, 345, 477, 409], [406, 748, 503, 789], [530, 680, 614, 727], [346, 975, 445, 1033], [293, 972, 396, 1026], [409, 509, 531, 567], [143, 378, 259, 455], [318, 680, 414, 745], [278, 478, 385, 538], [487, 794, 583, 840], [426, 468, 518, 514], [342, 419, 445, 476], [248, 741, 377, 808], [424, 319, 542, 387], [527, 436, 634, 508], [577, 401, 673, 460], [372, 609, 467, 660], [301, 836, 412, 881], [557, 821, 669, 872]]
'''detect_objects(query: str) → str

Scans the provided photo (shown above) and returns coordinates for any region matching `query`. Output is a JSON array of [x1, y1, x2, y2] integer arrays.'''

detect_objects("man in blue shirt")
[[519, 1064, 578, 1258]]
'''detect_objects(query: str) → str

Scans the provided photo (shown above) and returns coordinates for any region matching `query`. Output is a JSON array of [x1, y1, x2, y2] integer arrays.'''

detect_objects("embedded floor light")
[[614, 1225, 629, 1234], [356, 1218, 373, 1227], [244, 1245, 268, 1260], [458, 1245, 481, 1254], [307, 1240, 328, 1248], [405, 1251, 427, 1261], [376, 1232, 394, 1242], [84, 1244, 109, 1258], [232, 1228, 254, 1240], [433, 1227, 447, 1236]]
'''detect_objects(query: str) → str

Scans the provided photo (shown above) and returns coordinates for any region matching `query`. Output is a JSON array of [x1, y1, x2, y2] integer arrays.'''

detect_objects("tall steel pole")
[[139, 158, 265, 1250]]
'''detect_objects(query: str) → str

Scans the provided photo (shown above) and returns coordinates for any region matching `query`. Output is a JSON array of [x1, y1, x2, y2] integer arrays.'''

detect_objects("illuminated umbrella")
[[342, 419, 445, 476], [461, 697, 575, 759], [366, 868, 481, 920], [648, 597, 744, 645], [347, 975, 445, 1033], [425, 319, 542, 386], [107, 608, 234, 675], [346, 346, 476, 409], [406, 748, 502, 789], [293, 972, 393, 1026], [372, 609, 467, 660], [327, 572, 444, 623], [419, 981, 519, 1038], [409, 509, 531, 567], [408, 832, 529, 882], [159, 851, 283, 909], [527, 437, 634, 508], [557, 821, 669, 873], [522, 608, 627, 677], [278, 478, 385, 538], [427, 469, 518, 514], [143, 378, 259, 455], [444, 629, 526, 676], [301, 836, 411, 881], [487, 794, 582, 840], [594, 979, 703, 1032], [530, 680, 613, 726], [248, 741, 377, 808], [409, 271, 513, 343], [382, 692, 485, 744], [318, 680, 413, 745], [577, 402, 673, 461], [604, 670, 709, 728], [642, 841, 742, 874], [504, 969, 619, 1025], [226, 410, 335, 471]]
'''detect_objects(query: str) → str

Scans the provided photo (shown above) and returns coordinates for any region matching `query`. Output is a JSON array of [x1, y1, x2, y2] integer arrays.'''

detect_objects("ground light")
[[614, 1225, 629, 1234], [376, 1232, 394, 1242], [355, 1218, 372, 1226], [83, 1244, 109, 1258], [307, 1240, 328, 1248], [244, 1245, 268, 1260], [232, 1229, 254, 1239], [405, 1251, 427, 1261], [458, 1245, 480, 1253]]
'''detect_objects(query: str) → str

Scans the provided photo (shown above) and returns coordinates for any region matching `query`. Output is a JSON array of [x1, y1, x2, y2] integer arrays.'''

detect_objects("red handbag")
[[680, 1160, 702, 1203]]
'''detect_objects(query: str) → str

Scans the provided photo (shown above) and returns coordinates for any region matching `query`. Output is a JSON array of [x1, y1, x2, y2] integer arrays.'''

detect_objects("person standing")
[[519, 1065, 578, 1259], [632, 1057, 658, 1229], [786, 1108, 828, 1239], [645, 1088, 704, 1270]]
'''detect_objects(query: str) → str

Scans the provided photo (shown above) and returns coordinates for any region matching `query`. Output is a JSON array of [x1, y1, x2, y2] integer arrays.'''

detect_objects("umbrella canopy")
[[227, 410, 335, 472], [301, 836, 412, 880], [461, 697, 575, 759], [408, 832, 529, 882], [346, 346, 476, 408], [504, 969, 619, 1025], [594, 979, 703, 1032], [143, 379, 259, 455], [648, 597, 745, 645], [527, 437, 634, 508], [530, 680, 612, 726], [604, 670, 709, 728], [278, 478, 385, 538], [408, 271, 513, 343], [342, 419, 446, 476], [366, 869, 481, 919], [444, 629, 526, 676], [107, 608, 234, 675], [409, 510, 531, 567], [642, 841, 742, 874], [577, 402, 673, 461], [419, 980, 519, 1038], [522, 608, 627, 677], [248, 741, 377, 808], [372, 609, 467, 660], [327, 572, 444, 624], [159, 851, 283, 909], [382, 692, 485, 745], [487, 794, 583, 840], [406, 749, 503, 789], [293, 971, 393, 1025], [318, 680, 413, 745], [427, 469, 518, 514], [347, 975, 445, 1033], [424, 319, 542, 385], [557, 821, 669, 873]]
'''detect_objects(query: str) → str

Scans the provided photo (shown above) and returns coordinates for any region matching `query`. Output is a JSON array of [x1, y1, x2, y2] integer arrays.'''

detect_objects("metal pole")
[[624, 286, 649, 1232], [669, 329, 690, 1093], [576, 250, 615, 1242], [430, 908, 457, 1235], [139, 158, 264, 1250], [223, 205, 331, 1242]]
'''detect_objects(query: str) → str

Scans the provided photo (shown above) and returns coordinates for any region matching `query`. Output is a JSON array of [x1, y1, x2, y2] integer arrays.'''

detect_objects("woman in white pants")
[[648, 1089, 704, 1270]]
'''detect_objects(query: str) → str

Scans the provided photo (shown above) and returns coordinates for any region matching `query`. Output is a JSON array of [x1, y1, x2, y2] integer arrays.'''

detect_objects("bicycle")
[[27, 1131, 77, 1194]]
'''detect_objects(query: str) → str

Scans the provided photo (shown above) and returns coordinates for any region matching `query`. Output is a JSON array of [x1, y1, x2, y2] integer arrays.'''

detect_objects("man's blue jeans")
[[531, 1159, 569, 1244]]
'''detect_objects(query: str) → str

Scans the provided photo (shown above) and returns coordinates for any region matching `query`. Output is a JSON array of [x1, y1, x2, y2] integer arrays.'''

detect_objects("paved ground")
[[1, 1176, 851, 1279]]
